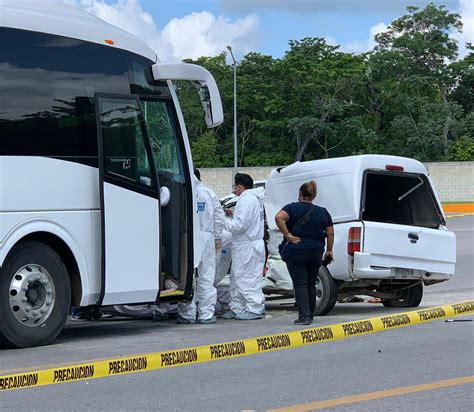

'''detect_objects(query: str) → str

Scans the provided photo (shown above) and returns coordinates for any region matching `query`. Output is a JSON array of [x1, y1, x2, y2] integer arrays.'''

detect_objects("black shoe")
[[294, 317, 312, 325]]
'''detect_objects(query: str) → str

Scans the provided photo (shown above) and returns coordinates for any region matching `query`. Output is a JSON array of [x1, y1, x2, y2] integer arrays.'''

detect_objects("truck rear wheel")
[[0, 242, 71, 348], [382, 282, 423, 308], [314, 266, 338, 316]]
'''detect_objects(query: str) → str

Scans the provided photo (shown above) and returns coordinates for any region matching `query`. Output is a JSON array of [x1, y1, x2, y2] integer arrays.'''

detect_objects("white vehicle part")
[[0, 213, 94, 305], [265, 155, 428, 224], [1, 0, 157, 62], [152, 63, 224, 128], [358, 222, 455, 279], [0, 157, 99, 212], [264, 259, 293, 292], [101, 183, 159, 305]]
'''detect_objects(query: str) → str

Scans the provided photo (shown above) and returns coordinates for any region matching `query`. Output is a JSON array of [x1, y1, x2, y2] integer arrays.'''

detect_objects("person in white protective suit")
[[177, 169, 225, 324], [222, 173, 265, 320]]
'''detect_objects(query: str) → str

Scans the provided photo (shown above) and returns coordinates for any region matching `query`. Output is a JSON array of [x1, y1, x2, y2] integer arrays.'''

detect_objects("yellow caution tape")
[[0, 300, 472, 392]]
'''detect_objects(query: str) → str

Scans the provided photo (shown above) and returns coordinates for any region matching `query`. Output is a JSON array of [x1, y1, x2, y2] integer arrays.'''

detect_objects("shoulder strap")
[[292, 204, 316, 231]]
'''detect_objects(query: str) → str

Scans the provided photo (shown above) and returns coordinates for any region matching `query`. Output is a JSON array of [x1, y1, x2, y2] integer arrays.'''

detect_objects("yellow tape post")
[[0, 300, 472, 392]]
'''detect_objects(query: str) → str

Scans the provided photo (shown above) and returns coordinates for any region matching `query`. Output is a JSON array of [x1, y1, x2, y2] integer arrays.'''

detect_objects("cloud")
[[64, 0, 259, 61], [456, 0, 474, 57], [162, 12, 259, 61], [338, 0, 471, 58], [217, 0, 460, 14], [341, 22, 388, 54], [324, 36, 339, 47]]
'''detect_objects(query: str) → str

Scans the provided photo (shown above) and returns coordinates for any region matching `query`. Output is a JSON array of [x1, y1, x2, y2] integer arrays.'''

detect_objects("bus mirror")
[[151, 63, 224, 128]]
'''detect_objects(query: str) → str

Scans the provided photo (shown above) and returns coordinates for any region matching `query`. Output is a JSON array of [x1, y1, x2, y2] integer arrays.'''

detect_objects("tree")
[[374, 3, 463, 155], [280, 38, 367, 160], [450, 44, 474, 113], [231, 52, 288, 166], [191, 131, 221, 167], [174, 3, 471, 166]]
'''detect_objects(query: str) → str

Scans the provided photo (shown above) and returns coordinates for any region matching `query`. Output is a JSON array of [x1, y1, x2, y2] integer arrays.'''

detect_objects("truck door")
[[96, 95, 160, 305]]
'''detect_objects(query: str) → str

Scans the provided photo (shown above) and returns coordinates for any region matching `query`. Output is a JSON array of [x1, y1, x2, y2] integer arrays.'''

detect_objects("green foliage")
[[176, 3, 472, 166], [450, 44, 474, 113], [448, 138, 474, 161], [191, 131, 221, 168]]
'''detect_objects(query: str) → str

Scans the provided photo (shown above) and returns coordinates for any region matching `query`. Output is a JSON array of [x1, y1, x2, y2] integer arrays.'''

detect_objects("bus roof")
[[0, 0, 157, 62]]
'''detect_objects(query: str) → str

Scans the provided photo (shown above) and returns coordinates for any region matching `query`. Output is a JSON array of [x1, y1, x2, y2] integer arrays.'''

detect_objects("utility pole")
[[227, 45, 238, 177]]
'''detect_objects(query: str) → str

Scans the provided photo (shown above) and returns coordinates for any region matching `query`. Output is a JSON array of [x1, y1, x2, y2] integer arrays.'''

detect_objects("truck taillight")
[[348, 227, 361, 256]]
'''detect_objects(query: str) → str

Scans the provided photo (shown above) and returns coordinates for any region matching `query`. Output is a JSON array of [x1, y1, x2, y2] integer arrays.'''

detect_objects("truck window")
[[362, 172, 443, 229]]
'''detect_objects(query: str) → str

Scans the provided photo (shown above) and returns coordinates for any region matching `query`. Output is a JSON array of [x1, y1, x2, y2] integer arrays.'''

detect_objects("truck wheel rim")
[[9, 264, 56, 327], [315, 277, 324, 302]]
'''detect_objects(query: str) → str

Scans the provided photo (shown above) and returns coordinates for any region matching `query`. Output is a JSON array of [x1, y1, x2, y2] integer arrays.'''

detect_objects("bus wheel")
[[382, 282, 423, 308], [314, 266, 338, 316], [0, 241, 71, 348]]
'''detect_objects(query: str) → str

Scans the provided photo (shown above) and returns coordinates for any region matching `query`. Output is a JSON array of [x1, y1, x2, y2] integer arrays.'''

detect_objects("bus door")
[[140, 98, 192, 296], [96, 95, 160, 305]]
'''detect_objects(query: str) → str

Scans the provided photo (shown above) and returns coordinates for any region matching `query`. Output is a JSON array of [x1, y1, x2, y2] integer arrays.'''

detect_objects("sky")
[[65, 0, 473, 62]]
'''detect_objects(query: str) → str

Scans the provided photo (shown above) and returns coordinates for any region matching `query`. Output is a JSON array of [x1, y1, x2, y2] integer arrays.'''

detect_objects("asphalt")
[[0, 216, 472, 411]]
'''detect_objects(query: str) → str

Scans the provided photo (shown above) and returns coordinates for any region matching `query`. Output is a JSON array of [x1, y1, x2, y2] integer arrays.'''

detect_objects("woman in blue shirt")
[[275, 181, 334, 325]]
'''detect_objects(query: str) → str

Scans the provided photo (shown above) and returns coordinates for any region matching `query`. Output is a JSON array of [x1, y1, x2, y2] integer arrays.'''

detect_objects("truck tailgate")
[[363, 222, 456, 275]]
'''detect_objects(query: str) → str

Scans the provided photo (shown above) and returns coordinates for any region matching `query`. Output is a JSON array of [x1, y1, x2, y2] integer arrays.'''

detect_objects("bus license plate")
[[394, 268, 415, 278]]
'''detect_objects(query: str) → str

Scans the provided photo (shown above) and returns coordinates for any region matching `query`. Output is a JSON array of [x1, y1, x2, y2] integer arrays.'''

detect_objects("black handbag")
[[278, 204, 316, 256]]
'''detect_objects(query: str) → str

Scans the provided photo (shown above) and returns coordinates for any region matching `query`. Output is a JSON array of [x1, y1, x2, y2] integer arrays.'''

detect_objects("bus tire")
[[382, 282, 423, 308], [0, 241, 71, 348], [314, 266, 338, 316]]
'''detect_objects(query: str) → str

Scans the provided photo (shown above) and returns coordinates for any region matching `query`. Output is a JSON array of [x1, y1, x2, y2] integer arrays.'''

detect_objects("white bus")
[[0, 0, 223, 348]]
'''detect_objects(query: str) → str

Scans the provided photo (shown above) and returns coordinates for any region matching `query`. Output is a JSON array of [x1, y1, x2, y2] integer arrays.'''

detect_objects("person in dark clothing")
[[275, 181, 334, 325]]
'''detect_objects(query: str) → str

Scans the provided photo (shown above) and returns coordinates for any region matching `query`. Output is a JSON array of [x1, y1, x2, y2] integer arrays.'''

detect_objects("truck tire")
[[314, 266, 338, 316], [0, 241, 71, 348], [382, 282, 423, 308]]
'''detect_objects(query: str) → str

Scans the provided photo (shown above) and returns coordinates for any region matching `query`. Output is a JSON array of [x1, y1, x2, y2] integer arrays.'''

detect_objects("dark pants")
[[285, 250, 323, 319]]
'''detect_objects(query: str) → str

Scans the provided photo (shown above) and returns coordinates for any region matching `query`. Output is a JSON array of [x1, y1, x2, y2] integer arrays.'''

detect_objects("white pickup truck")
[[220, 154, 456, 316]]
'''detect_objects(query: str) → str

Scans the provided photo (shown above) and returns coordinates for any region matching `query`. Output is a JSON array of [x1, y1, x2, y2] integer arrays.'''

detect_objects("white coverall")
[[224, 189, 265, 316], [178, 179, 225, 321]]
